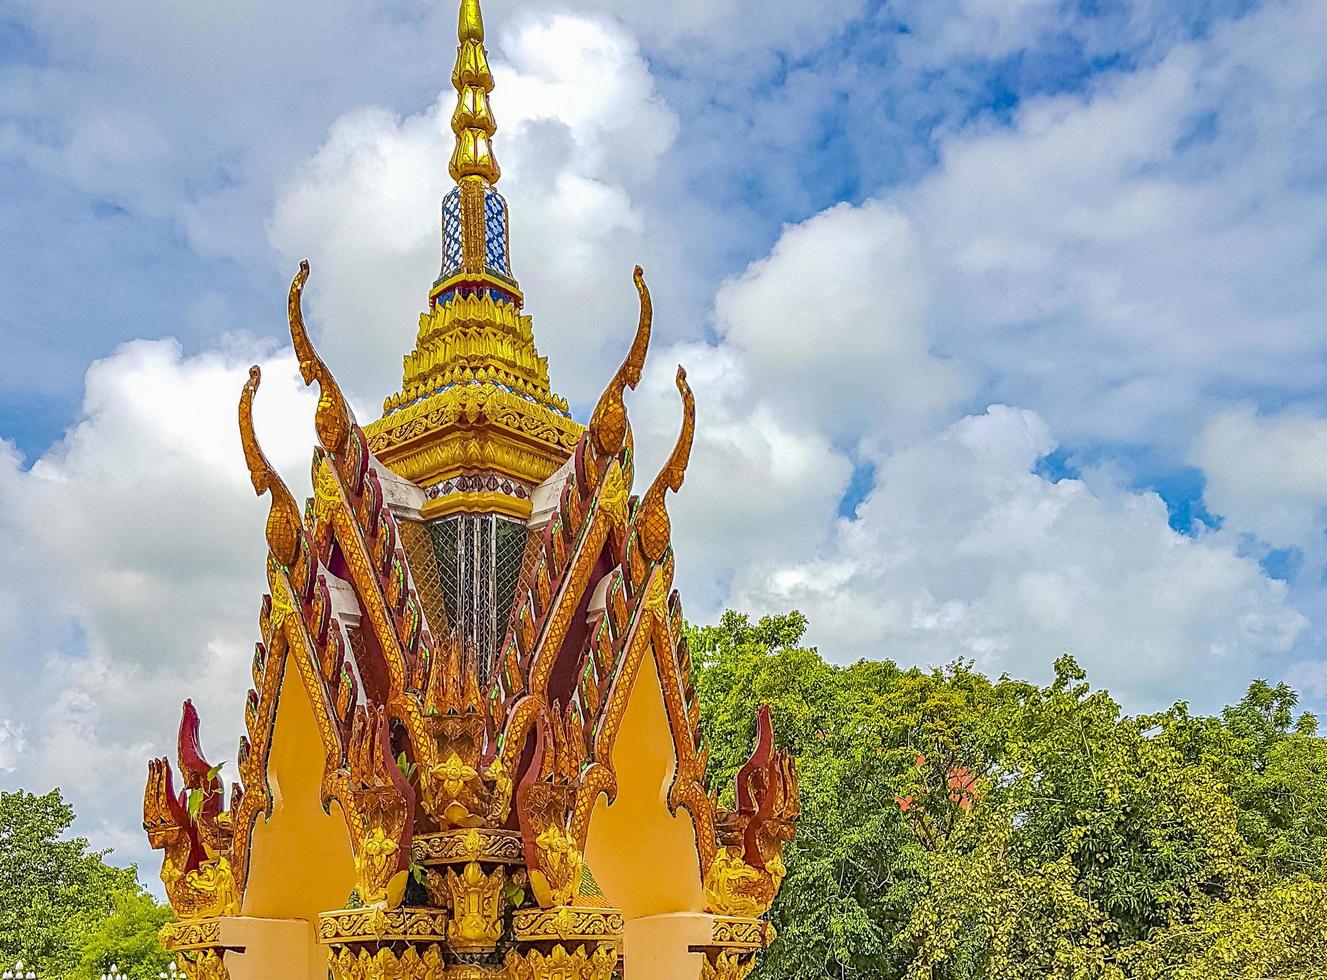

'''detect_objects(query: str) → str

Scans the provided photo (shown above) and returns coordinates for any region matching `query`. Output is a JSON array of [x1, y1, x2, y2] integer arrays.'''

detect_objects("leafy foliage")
[[0, 789, 170, 978], [690, 610, 1327, 980]]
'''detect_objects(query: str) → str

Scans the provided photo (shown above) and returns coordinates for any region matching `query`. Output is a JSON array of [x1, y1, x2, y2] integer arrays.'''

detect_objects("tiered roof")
[[142, 3, 797, 978]]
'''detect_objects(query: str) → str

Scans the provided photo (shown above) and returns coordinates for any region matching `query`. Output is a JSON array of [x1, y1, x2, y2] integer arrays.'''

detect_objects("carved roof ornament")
[[238, 365, 304, 574], [144, 1, 797, 975], [589, 266, 653, 458]]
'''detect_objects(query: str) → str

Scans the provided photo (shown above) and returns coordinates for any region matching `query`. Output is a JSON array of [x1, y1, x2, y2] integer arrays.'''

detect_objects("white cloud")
[[633, 180, 1312, 711], [714, 200, 968, 444], [895, 0, 1327, 450], [0, 338, 315, 868], [723, 405, 1306, 709], [0, 720, 25, 774], [1191, 406, 1327, 552]]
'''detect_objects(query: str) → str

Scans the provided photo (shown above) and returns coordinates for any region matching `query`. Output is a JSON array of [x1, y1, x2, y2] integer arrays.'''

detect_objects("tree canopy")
[[690, 610, 1327, 980], [0, 789, 172, 978]]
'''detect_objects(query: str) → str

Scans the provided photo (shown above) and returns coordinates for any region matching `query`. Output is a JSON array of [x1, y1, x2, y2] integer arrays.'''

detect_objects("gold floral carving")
[[709, 917, 775, 950], [159, 917, 221, 949], [177, 949, 229, 980], [699, 951, 756, 980], [324, 704, 416, 907], [504, 944, 617, 980], [528, 824, 584, 909], [702, 848, 785, 920], [327, 943, 446, 980], [412, 828, 523, 866], [317, 906, 449, 943]]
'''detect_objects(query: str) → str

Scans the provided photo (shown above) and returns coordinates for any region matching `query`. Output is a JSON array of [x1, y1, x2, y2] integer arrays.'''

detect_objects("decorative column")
[[413, 827, 524, 978]]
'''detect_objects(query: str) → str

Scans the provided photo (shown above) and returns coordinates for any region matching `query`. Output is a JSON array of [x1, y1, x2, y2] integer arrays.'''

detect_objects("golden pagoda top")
[[363, 0, 582, 519], [450, 0, 499, 184]]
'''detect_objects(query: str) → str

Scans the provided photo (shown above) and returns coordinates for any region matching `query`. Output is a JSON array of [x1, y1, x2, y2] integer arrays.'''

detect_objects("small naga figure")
[[143, 700, 241, 919]]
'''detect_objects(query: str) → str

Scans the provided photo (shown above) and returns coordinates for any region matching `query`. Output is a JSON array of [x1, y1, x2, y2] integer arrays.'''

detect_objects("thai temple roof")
[[141, 3, 798, 977]]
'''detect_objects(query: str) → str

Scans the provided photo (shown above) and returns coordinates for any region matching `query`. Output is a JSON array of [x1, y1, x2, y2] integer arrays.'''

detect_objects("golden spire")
[[450, 0, 499, 184]]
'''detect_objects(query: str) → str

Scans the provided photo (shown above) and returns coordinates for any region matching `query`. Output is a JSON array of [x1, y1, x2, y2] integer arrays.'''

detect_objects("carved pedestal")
[[319, 907, 449, 979], [505, 906, 623, 979], [160, 918, 230, 980], [691, 917, 775, 980]]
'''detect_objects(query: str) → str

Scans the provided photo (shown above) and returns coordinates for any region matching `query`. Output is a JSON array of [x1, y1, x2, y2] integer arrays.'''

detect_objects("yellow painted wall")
[[218, 917, 312, 980], [583, 642, 706, 920], [623, 913, 712, 980], [240, 659, 357, 977]]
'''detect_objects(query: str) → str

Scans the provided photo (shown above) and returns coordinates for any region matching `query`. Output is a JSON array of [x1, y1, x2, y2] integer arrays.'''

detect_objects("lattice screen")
[[407, 513, 528, 685]]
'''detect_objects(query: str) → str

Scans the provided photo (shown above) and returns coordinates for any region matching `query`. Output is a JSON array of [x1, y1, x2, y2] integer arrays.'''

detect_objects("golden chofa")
[[141, 1, 798, 978]]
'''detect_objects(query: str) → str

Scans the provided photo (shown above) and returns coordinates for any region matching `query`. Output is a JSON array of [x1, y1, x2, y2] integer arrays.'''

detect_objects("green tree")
[[69, 889, 174, 980], [690, 610, 1327, 980], [0, 789, 170, 978]]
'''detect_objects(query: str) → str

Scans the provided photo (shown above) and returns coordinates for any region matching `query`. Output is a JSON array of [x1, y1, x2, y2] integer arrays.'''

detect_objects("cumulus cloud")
[[0, 338, 315, 866], [724, 405, 1305, 709], [896, 0, 1327, 449], [630, 178, 1312, 711], [714, 200, 967, 444], [1191, 406, 1327, 552]]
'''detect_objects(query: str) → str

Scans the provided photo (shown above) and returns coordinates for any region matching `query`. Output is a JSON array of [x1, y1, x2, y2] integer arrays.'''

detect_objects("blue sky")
[[2, 0, 1327, 873]]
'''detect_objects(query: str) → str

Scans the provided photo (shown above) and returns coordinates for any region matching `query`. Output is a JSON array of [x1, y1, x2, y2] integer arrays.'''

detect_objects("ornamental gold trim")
[[421, 490, 532, 521], [511, 905, 624, 943], [178, 948, 228, 980], [504, 944, 617, 980], [317, 906, 450, 944], [413, 828, 524, 865], [699, 951, 756, 980], [327, 943, 445, 980], [709, 916, 775, 950], [159, 916, 223, 952]]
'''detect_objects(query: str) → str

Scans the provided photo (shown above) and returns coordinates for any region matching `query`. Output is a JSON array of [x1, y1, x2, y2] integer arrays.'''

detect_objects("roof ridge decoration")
[[144, 1, 797, 975]]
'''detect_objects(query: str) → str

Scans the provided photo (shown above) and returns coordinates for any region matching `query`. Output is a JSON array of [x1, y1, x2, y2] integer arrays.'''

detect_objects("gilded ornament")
[[588, 267, 652, 456], [699, 951, 757, 980], [413, 828, 524, 866], [528, 824, 584, 909], [177, 949, 229, 980], [504, 944, 617, 980], [635, 366, 695, 562], [512, 906, 624, 943], [317, 906, 449, 944], [326, 704, 416, 907], [327, 943, 445, 980], [239, 365, 304, 570], [288, 261, 356, 456], [444, 860, 505, 952]]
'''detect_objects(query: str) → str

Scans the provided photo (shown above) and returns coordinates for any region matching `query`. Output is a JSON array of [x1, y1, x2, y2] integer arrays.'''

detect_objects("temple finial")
[[450, 0, 499, 184]]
